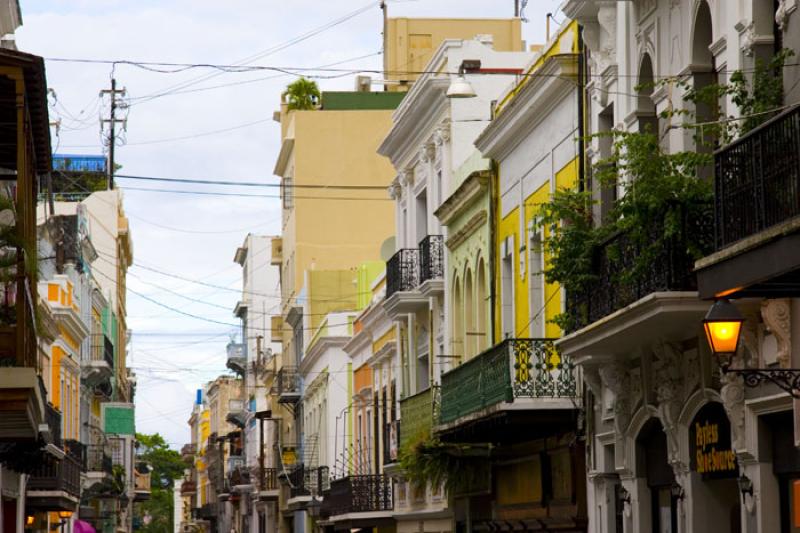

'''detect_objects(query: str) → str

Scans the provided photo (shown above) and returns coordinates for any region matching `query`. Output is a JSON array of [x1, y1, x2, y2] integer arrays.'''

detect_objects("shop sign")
[[689, 402, 737, 479]]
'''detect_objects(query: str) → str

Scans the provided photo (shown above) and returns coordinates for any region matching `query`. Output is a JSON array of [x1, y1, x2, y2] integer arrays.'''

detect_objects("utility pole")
[[100, 78, 126, 190], [514, 0, 520, 17]]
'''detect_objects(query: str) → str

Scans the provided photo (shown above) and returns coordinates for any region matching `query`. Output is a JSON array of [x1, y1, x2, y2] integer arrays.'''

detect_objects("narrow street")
[[0, 1, 799, 533]]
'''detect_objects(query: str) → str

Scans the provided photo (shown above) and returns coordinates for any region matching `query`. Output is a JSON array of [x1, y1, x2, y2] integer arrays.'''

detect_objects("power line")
[[115, 174, 387, 190], [118, 185, 391, 201]]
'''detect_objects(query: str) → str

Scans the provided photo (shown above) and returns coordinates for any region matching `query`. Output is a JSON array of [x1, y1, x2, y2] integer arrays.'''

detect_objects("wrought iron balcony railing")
[[64, 439, 85, 470], [256, 466, 278, 492], [386, 248, 419, 297], [399, 387, 439, 453], [277, 366, 301, 402], [714, 105, 800, 249], [85, 445, 113, 474], [566, 210, 711, 333], [439, 339, 575, 425], [322, 475, 393, 516], [418, 235, 444, 284], [286, 464, 329, 498], [27, 451, 82, 497], [45, 403, 62, 446]]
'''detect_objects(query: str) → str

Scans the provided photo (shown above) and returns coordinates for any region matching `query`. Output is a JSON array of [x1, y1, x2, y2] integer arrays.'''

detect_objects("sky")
[[17, 0, 563, 449]]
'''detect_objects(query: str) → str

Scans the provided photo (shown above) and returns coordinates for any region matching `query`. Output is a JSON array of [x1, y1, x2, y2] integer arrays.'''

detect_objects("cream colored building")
[[383, 17, 524, 90]]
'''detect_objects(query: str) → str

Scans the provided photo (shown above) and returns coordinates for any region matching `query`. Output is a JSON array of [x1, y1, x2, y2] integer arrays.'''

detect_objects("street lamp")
[[703, 299, 800, 398], [703, 299, 744, 367], [446, 60, 481, 99]]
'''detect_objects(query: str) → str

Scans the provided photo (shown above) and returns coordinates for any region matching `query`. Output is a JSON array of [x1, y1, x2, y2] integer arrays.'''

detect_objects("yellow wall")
[[384, 17, 523, 90], [495, 160, 578, 341]]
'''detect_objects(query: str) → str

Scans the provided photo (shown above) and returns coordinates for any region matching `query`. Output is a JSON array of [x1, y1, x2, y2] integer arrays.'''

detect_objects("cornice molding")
[[434, 170, 490, 226], [446, 210, 488, 250], [475, 55, 579, 162]]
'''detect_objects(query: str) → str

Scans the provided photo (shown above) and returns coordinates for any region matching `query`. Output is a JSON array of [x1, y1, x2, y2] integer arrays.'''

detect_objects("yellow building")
[[383, 17, 523, 90]]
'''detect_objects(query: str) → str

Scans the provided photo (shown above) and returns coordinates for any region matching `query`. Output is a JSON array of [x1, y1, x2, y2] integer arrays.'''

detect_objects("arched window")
[[464, 268, 475, 359], [452, 276, 463, 366], [691, 0, 718, 171], [476, 259, 488, 353], [637, 53, 658, 137]]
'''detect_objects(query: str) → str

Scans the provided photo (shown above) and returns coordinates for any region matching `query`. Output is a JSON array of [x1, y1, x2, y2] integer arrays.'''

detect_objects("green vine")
[[537, 50, 792, 331]]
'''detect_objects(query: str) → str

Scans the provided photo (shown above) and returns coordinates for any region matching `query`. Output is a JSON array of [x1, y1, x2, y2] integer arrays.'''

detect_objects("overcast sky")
[[17, 0, 563, 449]]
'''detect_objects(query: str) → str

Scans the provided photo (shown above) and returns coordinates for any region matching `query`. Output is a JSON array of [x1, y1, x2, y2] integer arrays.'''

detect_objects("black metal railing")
[[322, 475, 393, 516], [418, 235, 444, 284], [103, 335, 114, 369], [277, 366, 301, 401], [566, 210, 712, 332], [714, 105, 800, 249], [45, 403, 61, 447], [64, 439, 85, 470], [257, 467, 278, 491], [196, 502, 218, 520], [27, 452, 82, 497], [287, 464, 329, 498], [386, 248, 419, 297], [85, 445, 113, 474]]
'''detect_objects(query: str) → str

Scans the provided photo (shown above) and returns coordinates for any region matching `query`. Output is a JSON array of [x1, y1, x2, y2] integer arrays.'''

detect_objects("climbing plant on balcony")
[[538, 50, 793, 331], [399, 437, 491, 493]]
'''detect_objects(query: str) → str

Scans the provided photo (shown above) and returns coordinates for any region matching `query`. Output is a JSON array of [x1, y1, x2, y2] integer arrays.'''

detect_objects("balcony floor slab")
[[383, 291, 428, 319], [557, 291, 708, 362]]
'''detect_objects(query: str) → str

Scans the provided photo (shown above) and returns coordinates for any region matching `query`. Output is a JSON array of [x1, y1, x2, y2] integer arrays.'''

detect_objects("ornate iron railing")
[[399, 386, 439, 452], [566, 209, 711, 333], [277, 366, 301, 401], [287, 464, 329, 498], [439, 339, 575, 425], [86, 445, 113, 474], [27, 452, 82, 497], [65, 439, 85, 470], [418, 235, 444, 283], [257, 467, 278, 491], [386, 248, 419, 297], [45, 403, 61, 447], [714, 105, 800, 249], [322, 474, 393, 516]]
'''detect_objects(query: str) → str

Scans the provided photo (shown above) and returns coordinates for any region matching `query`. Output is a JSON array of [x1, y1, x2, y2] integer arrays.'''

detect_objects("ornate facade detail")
[[388, 180, 402, 200], [599, 363, 631, 436], [595, 1, 618, 75], [400, 169, 415, 187], [761, 298, 791, 367], [741, 21, 756, 57], [776, 0, 793, 31], [435, 121, 451, 144], [583, 366, 602, 397], [720, 371, 746, 453], [651, 341, 689, 469]]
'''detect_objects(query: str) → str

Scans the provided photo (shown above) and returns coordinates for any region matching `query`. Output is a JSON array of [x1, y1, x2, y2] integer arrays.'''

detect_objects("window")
[[416, 190, 428, 245], [417, 351, 430, 391], [282, 177, 294, 209], [529, 228, 545, 337], [501, 237, 515, 339]]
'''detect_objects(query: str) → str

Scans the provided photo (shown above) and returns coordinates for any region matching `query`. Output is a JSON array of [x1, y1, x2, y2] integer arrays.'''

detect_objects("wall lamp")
[[737, 474, 753, 497], [670, 482, 685, 501], [703, 299, 800, 398]]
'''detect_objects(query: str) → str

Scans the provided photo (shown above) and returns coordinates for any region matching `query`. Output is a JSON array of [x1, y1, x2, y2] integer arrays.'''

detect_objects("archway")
[[691, 0, 718, 167], [452, 275, 463, 367], [636, 418, 677, 533], [637, 53, 658, 136]]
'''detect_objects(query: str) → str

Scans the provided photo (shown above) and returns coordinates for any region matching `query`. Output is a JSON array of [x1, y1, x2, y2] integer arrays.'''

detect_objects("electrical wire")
[[115, 174, 387, 190], [118, 185, 391, 201]]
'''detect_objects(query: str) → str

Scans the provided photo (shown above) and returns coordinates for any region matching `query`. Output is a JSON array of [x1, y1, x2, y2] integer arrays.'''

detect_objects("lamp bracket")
[[725, 368, 800, 399]]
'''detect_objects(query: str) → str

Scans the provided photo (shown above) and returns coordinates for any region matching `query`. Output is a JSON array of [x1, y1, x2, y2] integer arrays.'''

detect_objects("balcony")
[[181, 443, 196, 461], [228, 463, 251, 491], [226, 342, 246, 376], [322, 475, 393, 517], [86, 444, 113, 480], [226, 399, 247, 428], [196, 502, 218, 521], [399, 387, 439, 453], [26, 450, 82, 510], [255, 466, 279, 500], [134, 467, 151, 501], [277, 366, 301, 404], [438, 339, 577, 434], [418, 235, 445, 296], [285, 464, 329, 499], [384, 249, 426, 317], [697, 105, 800, 298], [85, 332, 113, 386], [180, 480, 197, 496], [566, 212, 710, 333]]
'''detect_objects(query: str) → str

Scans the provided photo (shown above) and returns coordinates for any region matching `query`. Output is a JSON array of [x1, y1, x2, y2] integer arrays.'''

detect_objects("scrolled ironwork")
[[418, 235, 444, 283], [728, 368, 800, 398], [386, 248, 419, 297]]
